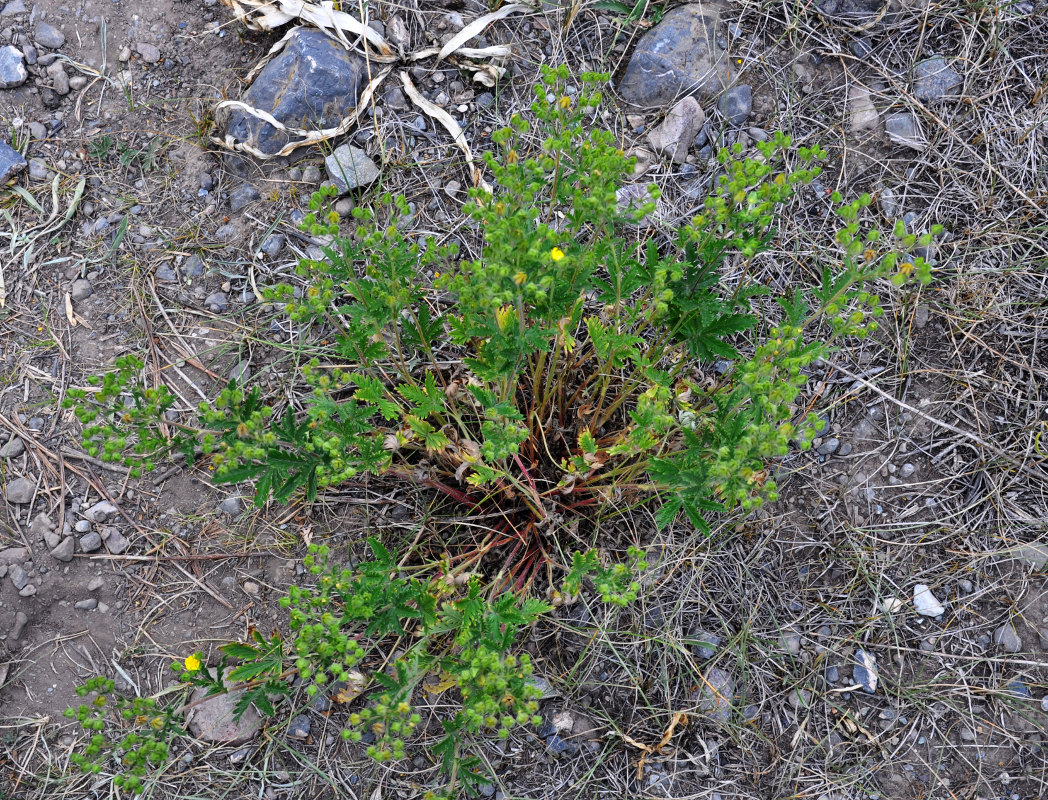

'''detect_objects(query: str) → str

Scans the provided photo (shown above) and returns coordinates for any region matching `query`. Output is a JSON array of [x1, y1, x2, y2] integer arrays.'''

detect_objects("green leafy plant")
[[63, 676, 181, 794]]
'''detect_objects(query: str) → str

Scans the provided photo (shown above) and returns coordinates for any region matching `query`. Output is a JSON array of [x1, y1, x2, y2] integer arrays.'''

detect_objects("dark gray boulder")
[[617, 6, 731, 108], [223, 28, 368, 156], [0, 140, 27, 183]]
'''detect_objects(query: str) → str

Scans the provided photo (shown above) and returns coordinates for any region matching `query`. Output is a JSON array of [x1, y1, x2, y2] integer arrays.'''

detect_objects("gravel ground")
[[1, 0, 1047, 798]]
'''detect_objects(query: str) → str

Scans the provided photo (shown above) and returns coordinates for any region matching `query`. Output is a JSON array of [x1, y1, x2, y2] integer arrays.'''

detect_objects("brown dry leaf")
[[64, 293, 76, 327], [331, 670, 367, 704]]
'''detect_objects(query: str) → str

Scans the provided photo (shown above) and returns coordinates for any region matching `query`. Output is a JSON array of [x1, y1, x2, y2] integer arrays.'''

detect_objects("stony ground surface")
[[1, 0, 1047, 798]]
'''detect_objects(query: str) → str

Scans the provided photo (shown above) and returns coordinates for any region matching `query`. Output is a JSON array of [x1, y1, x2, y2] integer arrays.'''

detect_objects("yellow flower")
[[184, 654, 201, 672], [495, 305, 514, 332], [550, 247, 565, 262], [513, 271, 527, 286]]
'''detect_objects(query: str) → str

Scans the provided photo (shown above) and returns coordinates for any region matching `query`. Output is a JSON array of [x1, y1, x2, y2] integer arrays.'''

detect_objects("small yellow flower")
[[513, 271, 527, 286], [495, 305, 514, 332], [558, 96, 571, 109], [184, 654, 201, 672], [550, 247, 565, 262]]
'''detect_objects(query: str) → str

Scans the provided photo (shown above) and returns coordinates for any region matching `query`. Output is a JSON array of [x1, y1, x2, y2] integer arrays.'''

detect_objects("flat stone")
[[913, 584, 945, 617], [105, 531, 130, 554], [87, 576, 104, 591], [0, 140, 27, 183], [9, 564, 28, 590], [35, 22, 65, 49], [229, 183, 260, 213], [84, 500, 118, 522], [19, 584, 36, 597], [718, 84, 752, 126], [184, 255, 206, 277], [913, 56, 962, 102], [617, 5, 731, 107], [854, 649, 878, 693], [187, 676, 265, 744], [74, 519, 92, 533], [135, 42, 161, 64], [70, 279, 93, 301], [5, 477, 34, 504], [696, 667, 734, 723], [205, 292, 229, 313], [79, 532, 102, 552], [218, 497, 243, 516], [885, 113, 927, 151], [0, 546, 29, 562], [0, 45, 27, 88], [46, 61, 68, 95], [0, 437, 25, 458], [993, 622, 1022, 653], [10, 611, 28, 639], [223, 28, 369, 156], [50, 537, 74, 562], [260, 234, 285, 257], [288, 714, 311, 739], [847, 84, 879, 131], [74, 598, 98, 610], [817, 437, 840, 456], [1007, 542, 1048, 570], [2, 0, 27, 15], [28, 512, 53, 538], [780, 630, 802, 655], [325, 144, 381, 193], [646, 96, 705, 164], [157, 263, 178, 282]]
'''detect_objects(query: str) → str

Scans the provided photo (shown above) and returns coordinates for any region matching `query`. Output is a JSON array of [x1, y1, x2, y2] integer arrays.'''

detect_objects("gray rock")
[[825, 665, 840, 683], [0, 45, 27, 88], [105, 531, 130, 554], [70, 279, 93, 301], [9, 564, 28, 590], [184, 255, 206, 277], [325, 144, 381, 193], [689, 629, 722, 660], [84, 500, 118, 522], [46, 61, 68, 95], [384, 86, 409, 110], [288, 714, 311, 739], [1008, 542, 1048, 570], [854, 649, 878, 693], [214, 224, 237, 243], [223, 28, 369, 156], [229, 183, 260, 213], [5, 477, 34, 504], [993, 622, 1022, 653], [28, 512, 53, 538], [780, 630, 802, 655], [879, 186, 903, 218], [74, 519, 92, 533], [10, 610, 28, 639], [334, 197, 355, 217], [838, 442, 852, 456], [0, 546, 27, 562], [74, 598, 98, 610], [899, 462, 916, 478], [218, 497, 243, 516], [646, 96, 705, 164], [50, 537, 74, 562], [617, 5, 731, 107], [696, 666, 734, 723], [301, 164, 322, 184], [156, 263, 178, 282], [260, 234, 285, 257], [847, 84, 879, 132], [718, 85, 752, 126], [913, 584, 944, 617], [35, 22, 66, 49], [2, 0, 27, 15], [87, 576, 104, 591], [135, 42, 161, 64], [205, 292, 228, 313], [27, 158, 48, 180], [817, 437, 840, 456], [229, 360, 251, 383], [79, 532, 102, 552], [0, 140, 27, 183], [913, 56, 962, 102], [1042, 695, 1048, 713], [545, 732, 579, 756], [18, 584, 36, 597], [0, 437, 25, 458], [187, 675, 264, 744], [885, 113, 927, 151]]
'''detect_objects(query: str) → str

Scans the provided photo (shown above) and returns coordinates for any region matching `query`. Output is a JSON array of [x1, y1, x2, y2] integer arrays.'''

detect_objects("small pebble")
[[79, 532, 102, 552], [74, 598, 98, 610]]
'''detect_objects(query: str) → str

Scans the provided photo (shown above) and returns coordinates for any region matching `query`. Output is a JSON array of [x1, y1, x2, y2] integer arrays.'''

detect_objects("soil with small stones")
[[2, 0, 1048, 799]]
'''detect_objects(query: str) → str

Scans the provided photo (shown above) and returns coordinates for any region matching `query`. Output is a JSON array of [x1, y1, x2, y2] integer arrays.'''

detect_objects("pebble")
[[74, 598, 98, 610], [184, 255, 205, 277], [28, 512, 53, 538], [18, 584, 36, 597], [35, 22, 65, 49], [28, 158, 49, 180], [228, 360, 251, 383], [2, 0, 26, 14], [70, 279, 93, 301], [993, 623, 1022, 653], [646, 96, 705, 163], [50, 537, 74, 562], [0, 44, 26, 88], [325, 144, 381, 192], [288, 714, 311, 739], [219, 497, 243, 516], [84, 500, 118, 522], [135, 42, 161, 64], [1042, 695, 1048, 713], [157, 263, 178, 282], [260, 234, 285, 257], [74, 519, 92, 533], [899, 462, 916, 478], [817, 437, 840, 456], [79, 532, 102, 552], [854, 649, 878, 693], [5, 477, 35, 504], [718, 84, 752, 125], [205, 292, 229, 313], [780, 630, 802, 655], [334, 197, 355, 217], [847, 84, 879, 132], [10, 611, 28, 640], [0, 139, 27, 182], [229, 183, 260, 213], [913, 55, 962, 102], [46, 61, 68, 95], [9, 564, 28, 590], [689, 629, 722, 660], [87, 576, 104, 591], [913, 584, 945, 617], [837, 442, 853, 456], [696, 666, 734, 722], [301, 164, 322, 183], [545, 733, 579, 756], [0, 438, 25, 458], [825, 665, 840, 683], [885, 112, 927, 151], [105, 531, 130, 554], [214, 223, 238, 243]]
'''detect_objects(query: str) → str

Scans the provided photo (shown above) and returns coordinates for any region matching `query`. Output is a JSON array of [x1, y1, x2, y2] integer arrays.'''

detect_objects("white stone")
[[913, 584, 945, 617]]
